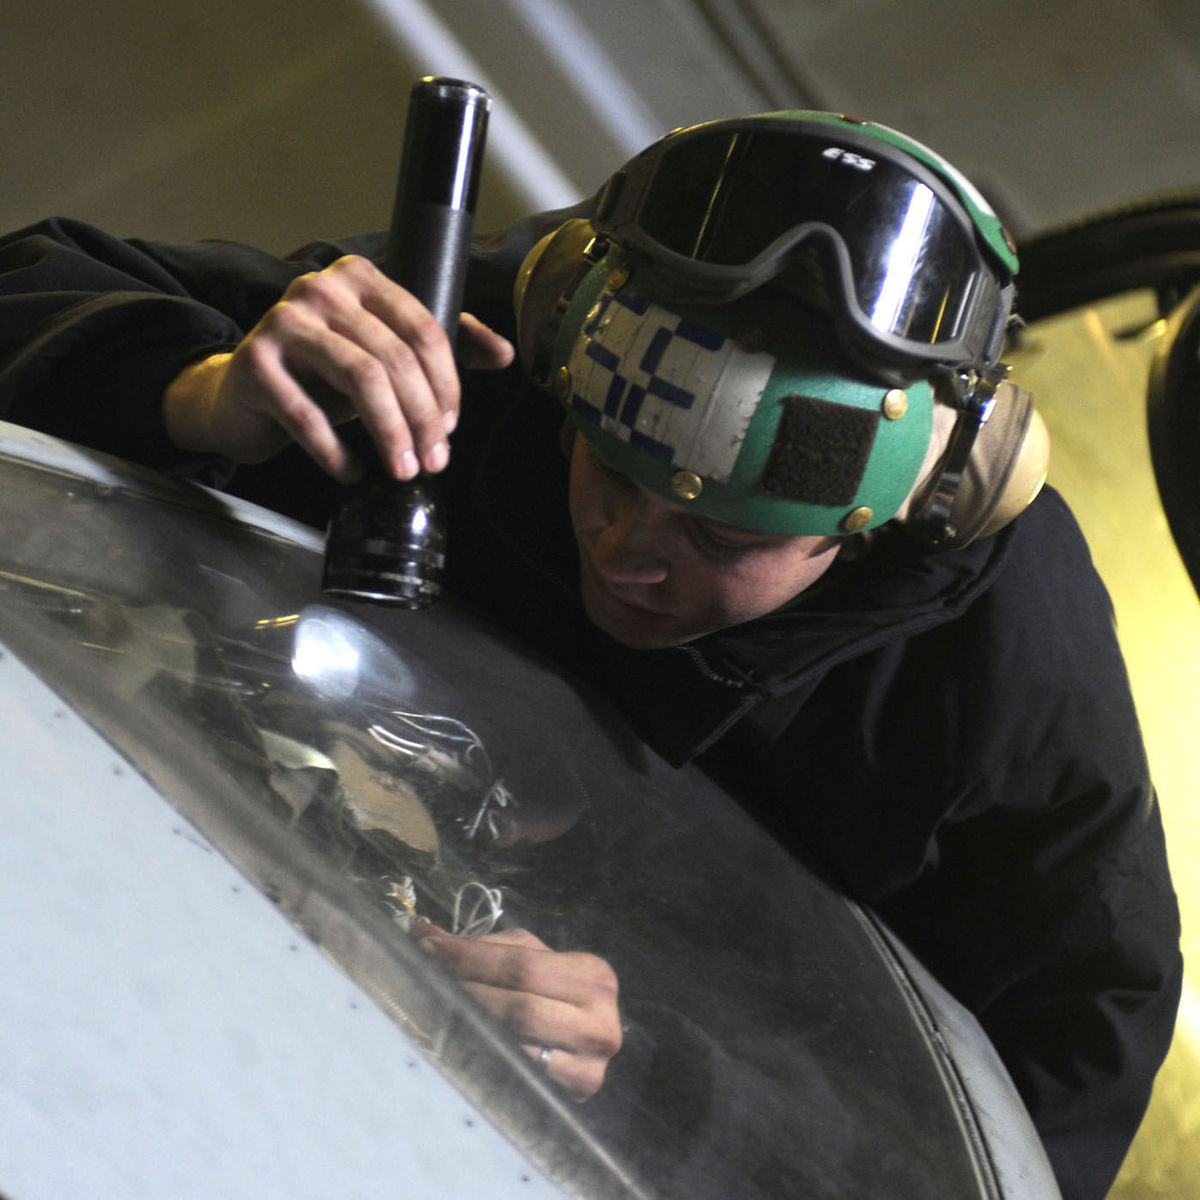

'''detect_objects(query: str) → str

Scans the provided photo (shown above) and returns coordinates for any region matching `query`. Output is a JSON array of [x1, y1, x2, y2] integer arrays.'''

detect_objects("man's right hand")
[[162, 254, 514, 483], [417, 924, 623, 1103]]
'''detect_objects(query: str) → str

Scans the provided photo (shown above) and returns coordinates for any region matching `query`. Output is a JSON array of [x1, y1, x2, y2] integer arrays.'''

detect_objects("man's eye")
[[689, 523, 754, 561]]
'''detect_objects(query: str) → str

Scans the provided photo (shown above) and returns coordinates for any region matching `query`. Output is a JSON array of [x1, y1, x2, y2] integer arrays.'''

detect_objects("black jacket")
[[0, 215, 1183, 1200]]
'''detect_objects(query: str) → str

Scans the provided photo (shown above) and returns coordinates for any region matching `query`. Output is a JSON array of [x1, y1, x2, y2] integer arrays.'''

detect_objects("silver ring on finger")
[[538, 1045, 555, 1071]]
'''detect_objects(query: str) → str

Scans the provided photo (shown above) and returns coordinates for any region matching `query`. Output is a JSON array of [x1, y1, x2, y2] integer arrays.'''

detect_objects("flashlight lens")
[[321, 475, 445, 607]]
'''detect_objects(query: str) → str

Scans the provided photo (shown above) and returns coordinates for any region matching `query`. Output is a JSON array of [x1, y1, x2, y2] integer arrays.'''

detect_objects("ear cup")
[[908, 379, 1050, 547], [966, 383, 1050, 542], [513, 218, 601, 382]]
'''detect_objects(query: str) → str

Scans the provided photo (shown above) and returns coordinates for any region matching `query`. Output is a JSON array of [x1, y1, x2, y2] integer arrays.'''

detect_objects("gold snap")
[[882, 389, 908, 420], [843, 506, 873, 532], [553, 366, 572, 400], [606, 267, 631, 292], [670, 470, 703, 501]]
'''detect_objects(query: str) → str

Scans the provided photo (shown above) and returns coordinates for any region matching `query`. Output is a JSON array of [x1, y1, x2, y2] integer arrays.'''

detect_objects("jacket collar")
[[689, 523, 1014, 700]]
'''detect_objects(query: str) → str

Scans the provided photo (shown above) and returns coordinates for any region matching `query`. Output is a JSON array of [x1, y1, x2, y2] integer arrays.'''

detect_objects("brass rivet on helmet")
[[670, 470, 704, 501], [882, 389, 908, 420], [553, 366, 572, 400], [842, 506, 873, 532]]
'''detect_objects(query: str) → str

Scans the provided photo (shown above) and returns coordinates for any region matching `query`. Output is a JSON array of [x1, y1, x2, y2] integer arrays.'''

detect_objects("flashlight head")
[[321, 474, 445, 608]]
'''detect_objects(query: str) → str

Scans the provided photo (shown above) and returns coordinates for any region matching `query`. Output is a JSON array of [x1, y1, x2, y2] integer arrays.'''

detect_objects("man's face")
[[568, 435, 843, 649]]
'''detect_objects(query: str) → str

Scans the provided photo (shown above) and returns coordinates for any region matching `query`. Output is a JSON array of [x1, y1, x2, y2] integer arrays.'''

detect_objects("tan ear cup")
[[966, 383, 1050, 544], [513, 218, 599, 377], [902, 379, 1050, 548]]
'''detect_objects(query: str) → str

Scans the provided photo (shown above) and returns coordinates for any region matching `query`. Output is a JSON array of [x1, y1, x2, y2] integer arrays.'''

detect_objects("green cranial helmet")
[[514, 112, 1027, 539]]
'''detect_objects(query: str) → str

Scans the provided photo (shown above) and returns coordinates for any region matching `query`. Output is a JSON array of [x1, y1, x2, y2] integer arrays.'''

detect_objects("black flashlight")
[[321, 77, 491, 606]]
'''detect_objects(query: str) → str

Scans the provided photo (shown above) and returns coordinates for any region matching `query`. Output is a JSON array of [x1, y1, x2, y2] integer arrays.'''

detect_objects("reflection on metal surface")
[[292, 610, 365, 700], [0, 422, 1059, 1198]]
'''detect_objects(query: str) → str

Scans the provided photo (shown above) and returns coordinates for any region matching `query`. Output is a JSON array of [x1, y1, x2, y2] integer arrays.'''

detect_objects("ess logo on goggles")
[[822, 146, 875, 172], [591, 113, 1017, 373]]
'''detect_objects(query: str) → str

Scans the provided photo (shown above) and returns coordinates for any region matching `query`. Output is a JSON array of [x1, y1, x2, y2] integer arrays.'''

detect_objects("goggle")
[[591, 120, 1015, 372]]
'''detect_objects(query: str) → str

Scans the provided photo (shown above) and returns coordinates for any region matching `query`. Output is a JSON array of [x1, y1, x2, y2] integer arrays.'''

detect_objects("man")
[[0, 111, 1182, 1199]]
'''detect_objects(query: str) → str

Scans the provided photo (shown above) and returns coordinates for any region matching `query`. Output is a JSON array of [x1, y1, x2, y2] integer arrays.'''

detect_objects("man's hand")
[[418, 926, 623, 1102], [162, 254, 513, 483]]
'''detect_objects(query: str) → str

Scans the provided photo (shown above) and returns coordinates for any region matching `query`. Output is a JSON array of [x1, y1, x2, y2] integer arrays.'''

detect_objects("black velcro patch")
[[761, 394, 879, 506]]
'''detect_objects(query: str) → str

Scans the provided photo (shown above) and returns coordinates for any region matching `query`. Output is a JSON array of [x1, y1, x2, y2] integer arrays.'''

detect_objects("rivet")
[[553, 366, 572, 400], [843, 506, 873, 532], [882, 389, 908, 420], [606, 267, 631, 292], [670, 470, 704, 501]]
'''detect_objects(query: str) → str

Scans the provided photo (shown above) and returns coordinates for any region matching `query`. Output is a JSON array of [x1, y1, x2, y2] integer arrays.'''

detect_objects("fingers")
[[458, 312, 517, 372], [419, 928, 622, 1102], [266, 257, 458, 478], [230, 330, 370, 481], [516, 1042, 609, 1102], [180, 255, 515, 481]]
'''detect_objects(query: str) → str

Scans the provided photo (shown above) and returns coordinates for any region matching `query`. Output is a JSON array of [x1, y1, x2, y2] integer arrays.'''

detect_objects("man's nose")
[[592, 491, 672, 584]]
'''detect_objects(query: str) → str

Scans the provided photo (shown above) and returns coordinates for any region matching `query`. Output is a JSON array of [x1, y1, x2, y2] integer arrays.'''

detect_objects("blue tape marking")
[[573, 296, 730, 464], [620, 383, 646, 428], [647, 375, 694, 408], [675, 317, 726, 352], [585, 338, 621, 373], [640, 326, 673, 375], [603, 373, 626, 418], [630, 430, 674, 460]]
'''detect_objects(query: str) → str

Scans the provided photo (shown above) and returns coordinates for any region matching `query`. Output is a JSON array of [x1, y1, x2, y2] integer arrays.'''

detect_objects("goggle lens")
[[609, 128, 1000, 362]]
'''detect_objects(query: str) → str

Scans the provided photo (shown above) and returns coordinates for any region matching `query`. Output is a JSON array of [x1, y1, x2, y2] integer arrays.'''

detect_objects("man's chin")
[[579, 579, 709, 649]]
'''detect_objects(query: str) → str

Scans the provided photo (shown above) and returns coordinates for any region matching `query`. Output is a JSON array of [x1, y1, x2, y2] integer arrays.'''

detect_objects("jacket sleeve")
[[719, 488, 1181, 1200], [0, 216, 377, 470], [869, 492, 1183, 1200]]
